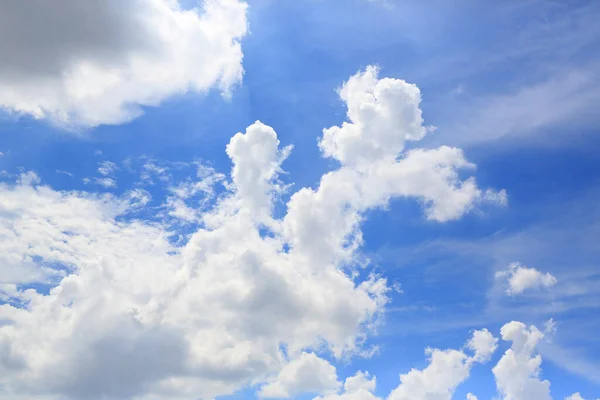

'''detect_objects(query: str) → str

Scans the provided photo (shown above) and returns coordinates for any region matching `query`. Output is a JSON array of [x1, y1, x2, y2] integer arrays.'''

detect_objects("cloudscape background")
[[0, 0, 599, 399]]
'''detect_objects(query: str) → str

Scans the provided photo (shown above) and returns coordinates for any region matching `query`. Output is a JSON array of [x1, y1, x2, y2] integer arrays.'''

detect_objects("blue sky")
[[0, 1, 599, 399]]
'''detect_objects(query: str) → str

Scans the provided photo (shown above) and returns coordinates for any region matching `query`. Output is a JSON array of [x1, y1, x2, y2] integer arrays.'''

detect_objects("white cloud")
[[564, 393, 599, 400], [226, 121, 292, 226], [312, 328, 497, 400], [314, 371, 380, 400], [164, 197, 200, 223], [55, 170, 74, 177], [0, 67, 504, 399], [544, 318, 557, 337], [140, 159, 172, 183], [84, 177, 117, 188], [96, 177, 116, 188], [492, 321, 551, 400], [163, 164, 226, 223], [168, 164, 226, 201], [0, 137, 388, 400], [319, 65, 428, 168], [0, 172, 147, 287], [565, 394, 585, 400], [0, 0, 248, 128], [387, 329, 497, 400], [259, 353, 340, 398], [319, 322, 590, 400], [283, 67, 505, 271], [312, 327, 496, 400], [467, 328, 498, 362], [388, 348, 471, 400], [97, 161, 118, 176], [496, 262, 558, 296]]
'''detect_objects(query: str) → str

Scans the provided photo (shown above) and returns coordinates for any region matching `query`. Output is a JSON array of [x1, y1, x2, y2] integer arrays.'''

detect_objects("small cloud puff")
[[496, 262, 557, 296]]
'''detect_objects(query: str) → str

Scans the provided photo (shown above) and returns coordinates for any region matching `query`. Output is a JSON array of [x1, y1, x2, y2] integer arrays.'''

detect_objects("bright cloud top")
[[496, 262, 558, 296], [0, 67, 505, 399], [0, 0, 248, 127]]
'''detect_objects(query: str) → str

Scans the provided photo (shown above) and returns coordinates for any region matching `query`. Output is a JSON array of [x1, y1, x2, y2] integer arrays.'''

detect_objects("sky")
[[0, 0, 599, 399]]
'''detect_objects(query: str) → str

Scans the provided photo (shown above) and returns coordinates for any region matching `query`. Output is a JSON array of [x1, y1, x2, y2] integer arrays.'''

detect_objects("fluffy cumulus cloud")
[[492, 321, 551, 400], [0, 67, 506, 399], [387, 329, 497, 400], [258, 353, 339, 398], [0, 0, 248, 127], [312, 329, 497, 400], [316, 321, 589, 400], [314, 371, 380, 400], [316, 321, 591, 400], [319, 65, 428, 167], [496, 262, 558, 296]]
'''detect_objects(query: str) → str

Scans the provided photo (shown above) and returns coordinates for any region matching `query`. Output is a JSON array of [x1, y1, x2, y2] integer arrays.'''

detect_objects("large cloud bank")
[[0, 67, 510, 399]]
